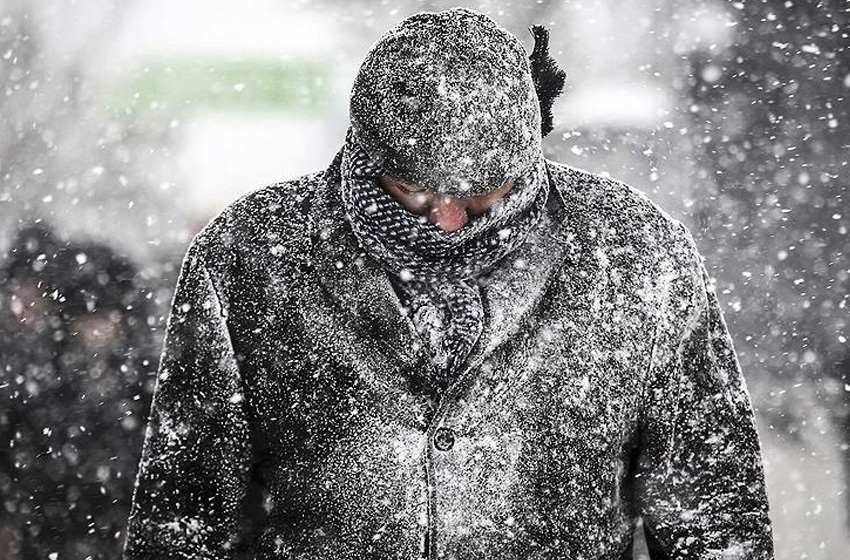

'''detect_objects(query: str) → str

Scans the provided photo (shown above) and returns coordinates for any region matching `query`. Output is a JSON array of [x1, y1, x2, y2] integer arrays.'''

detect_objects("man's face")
[[377, 176, 515, 232]]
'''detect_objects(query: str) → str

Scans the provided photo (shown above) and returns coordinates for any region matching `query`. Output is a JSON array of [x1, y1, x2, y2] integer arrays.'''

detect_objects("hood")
[[348, 7, 565, 196]]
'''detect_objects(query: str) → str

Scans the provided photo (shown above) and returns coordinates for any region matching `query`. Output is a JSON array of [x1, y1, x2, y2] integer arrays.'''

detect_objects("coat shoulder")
[[185, 169, 330, 288], [545, 159, 700, 271], [196, 170, 326, 246]]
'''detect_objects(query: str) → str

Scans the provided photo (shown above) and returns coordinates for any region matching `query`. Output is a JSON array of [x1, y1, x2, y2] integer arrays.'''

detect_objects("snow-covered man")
[[124, 8, 774, 559]]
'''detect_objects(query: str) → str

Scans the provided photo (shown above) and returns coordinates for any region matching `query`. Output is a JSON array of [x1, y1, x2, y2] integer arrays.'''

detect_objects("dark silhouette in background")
[[0, 222, 158, 560]]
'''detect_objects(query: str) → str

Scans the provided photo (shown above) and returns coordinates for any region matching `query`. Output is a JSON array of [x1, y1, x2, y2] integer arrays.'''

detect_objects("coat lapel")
[[307, 166, 426, 369], [462, 193, 570, 371], [307, 157, 574, 380]]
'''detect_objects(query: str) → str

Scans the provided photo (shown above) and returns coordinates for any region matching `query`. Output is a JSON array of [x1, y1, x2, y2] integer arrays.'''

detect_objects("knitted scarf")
[[340, 127, 549, 391]]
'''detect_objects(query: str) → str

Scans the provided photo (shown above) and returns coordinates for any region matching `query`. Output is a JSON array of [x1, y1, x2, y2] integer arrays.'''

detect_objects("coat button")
[[433, 427, 455, 451]]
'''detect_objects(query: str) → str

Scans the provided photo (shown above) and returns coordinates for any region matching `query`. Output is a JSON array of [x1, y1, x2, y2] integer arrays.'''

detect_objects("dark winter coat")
[[123, 152, 774, 559]]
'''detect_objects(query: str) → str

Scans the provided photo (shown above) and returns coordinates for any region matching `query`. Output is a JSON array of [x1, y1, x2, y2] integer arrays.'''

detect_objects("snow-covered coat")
[[124, 151, 774, 559]]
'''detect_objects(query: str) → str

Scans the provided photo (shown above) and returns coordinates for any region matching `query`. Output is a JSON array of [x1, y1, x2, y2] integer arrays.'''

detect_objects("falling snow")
[[2, 1, 848, 559]]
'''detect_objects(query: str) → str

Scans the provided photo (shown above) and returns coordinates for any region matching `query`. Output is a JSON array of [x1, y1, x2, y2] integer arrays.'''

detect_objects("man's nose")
[[429, 196, 468, 232]]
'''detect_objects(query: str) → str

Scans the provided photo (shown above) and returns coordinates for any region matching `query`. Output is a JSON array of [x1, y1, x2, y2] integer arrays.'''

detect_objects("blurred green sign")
[[102, 58, 329, 113]]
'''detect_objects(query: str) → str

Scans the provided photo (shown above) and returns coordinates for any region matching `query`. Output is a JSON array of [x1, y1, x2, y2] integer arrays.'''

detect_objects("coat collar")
[[307, 151, 575, 381]]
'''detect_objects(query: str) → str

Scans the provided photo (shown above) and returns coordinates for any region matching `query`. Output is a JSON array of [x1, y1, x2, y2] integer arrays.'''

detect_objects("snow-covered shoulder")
[[194, 171, 326, 260], [177, 170, 329, 303], [546, 159, 701, 274], [545, 158, 705, 352]]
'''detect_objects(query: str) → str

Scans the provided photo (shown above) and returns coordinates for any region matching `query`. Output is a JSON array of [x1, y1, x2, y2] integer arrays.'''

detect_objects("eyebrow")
[[388, 176, 515, 196], [388, 177, 426, 192]]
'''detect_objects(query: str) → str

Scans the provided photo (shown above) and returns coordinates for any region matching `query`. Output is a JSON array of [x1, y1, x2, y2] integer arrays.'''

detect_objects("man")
[[124, 8, 774, 559]]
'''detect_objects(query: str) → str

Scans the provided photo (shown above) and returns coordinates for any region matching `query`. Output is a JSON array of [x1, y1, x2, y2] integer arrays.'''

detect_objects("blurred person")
[[1, 225, 157, 559], [124, 8, 774, 559], [0, 222, 66, 560]]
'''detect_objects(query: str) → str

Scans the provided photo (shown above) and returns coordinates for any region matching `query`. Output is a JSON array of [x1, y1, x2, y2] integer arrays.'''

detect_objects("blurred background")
[[0, 0, 847, 558]]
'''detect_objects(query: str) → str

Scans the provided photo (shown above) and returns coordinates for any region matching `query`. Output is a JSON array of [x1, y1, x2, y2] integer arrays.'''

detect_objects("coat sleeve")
[[124, 239, 251, 559], [636, 229, 774, 560]]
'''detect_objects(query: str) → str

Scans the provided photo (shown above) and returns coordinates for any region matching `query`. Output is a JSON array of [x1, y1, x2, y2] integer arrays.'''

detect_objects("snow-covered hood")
[[348, 8, 543, 196]]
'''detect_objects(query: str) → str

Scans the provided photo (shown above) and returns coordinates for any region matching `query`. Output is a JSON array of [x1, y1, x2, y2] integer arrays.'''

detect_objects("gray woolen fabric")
[[349, 7, 543, 196]]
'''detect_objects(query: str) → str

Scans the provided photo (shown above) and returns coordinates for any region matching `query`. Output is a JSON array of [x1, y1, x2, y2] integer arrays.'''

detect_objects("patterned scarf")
[[340, 127, 549, 391]]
